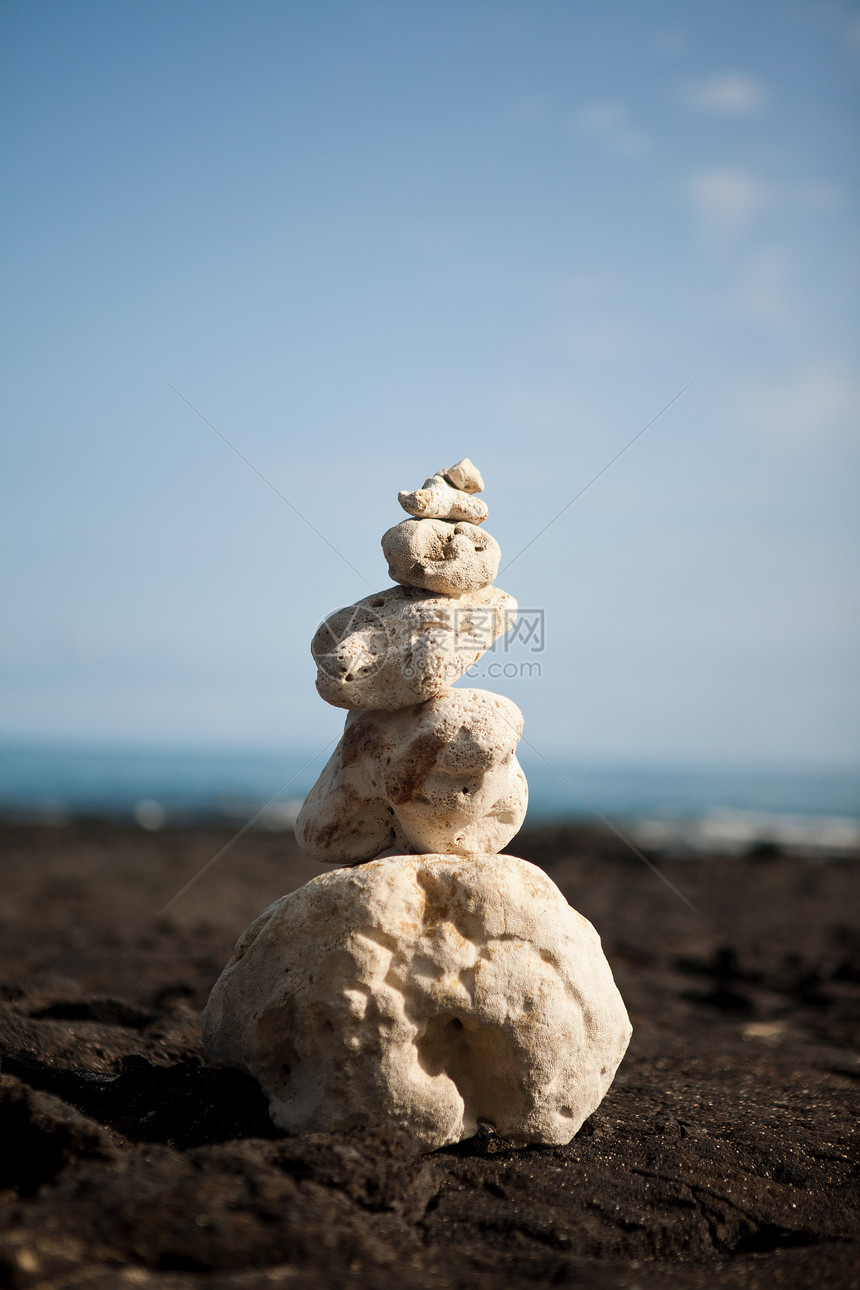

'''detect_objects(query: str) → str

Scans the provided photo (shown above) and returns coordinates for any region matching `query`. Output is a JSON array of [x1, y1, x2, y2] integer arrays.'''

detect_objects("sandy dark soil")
[[1, 817, 858, 1289]]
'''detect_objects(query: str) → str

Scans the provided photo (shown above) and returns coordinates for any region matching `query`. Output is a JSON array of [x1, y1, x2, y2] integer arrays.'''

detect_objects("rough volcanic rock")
[[1, 821, 859, 1289]]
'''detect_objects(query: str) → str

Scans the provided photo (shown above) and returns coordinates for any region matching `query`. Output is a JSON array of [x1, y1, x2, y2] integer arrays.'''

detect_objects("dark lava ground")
[[1, 818, 858, 1289]]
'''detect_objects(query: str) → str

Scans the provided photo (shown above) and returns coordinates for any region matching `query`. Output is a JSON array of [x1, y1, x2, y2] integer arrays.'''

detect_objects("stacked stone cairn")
[[203, 459, 632, 1149]]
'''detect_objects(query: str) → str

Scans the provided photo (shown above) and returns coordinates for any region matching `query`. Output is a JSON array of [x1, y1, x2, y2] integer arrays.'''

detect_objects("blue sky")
[[1, 0, 858, 766]]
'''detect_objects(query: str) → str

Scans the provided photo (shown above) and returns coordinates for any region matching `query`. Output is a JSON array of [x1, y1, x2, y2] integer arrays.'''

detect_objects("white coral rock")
[[311, 584, 516, 711], [442, 457, 484, 494], [398, 474, 489, 525], [202, 854, 632, 1149], [295, 688, 527, 864], [381, 518, 501, 594]]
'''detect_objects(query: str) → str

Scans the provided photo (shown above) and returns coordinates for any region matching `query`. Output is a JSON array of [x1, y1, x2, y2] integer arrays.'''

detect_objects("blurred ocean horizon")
[[2, 739, 858, 855]]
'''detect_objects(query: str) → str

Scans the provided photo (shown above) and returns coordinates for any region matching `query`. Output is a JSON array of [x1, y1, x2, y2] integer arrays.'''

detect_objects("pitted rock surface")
[[398, 474, 489, 525], [202, 853, 632, 1149], [295, 688, 527, 864], [311, 584, 516, 711], [382, 519, 501, 594]]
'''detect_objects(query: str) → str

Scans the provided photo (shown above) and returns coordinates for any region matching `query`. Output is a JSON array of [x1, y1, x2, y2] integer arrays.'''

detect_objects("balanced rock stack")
[[203, 460, 631, 1149]]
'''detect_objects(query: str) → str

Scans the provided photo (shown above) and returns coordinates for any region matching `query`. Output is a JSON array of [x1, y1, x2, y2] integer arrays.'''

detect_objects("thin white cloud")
[[793, 178, 846, 212], [654, 28, 688, 57], [733, 360, 860, 444], [732, 246, 794, 327], [686, 167, 769, 242], [680, 72, 768, 115], [573, 100, 652, 158]]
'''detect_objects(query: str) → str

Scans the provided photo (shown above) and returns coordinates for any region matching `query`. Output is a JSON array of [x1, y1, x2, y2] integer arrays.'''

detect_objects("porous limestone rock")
[[312, 584, 516, 711], [442, 457, 484, 493], [202, 853, 633, 1149], [295, 688, 527, 864], [381, 518, 501, 594], [398, 474, 489, 525]]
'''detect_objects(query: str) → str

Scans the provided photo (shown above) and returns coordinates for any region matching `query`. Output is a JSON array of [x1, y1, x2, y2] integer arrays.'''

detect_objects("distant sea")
[[1, 741, 858, 855]]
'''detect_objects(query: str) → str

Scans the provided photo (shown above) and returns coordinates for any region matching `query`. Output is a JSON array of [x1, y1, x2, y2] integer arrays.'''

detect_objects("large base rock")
[[202, 854, 632, 1150]]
